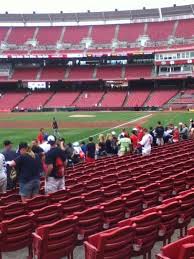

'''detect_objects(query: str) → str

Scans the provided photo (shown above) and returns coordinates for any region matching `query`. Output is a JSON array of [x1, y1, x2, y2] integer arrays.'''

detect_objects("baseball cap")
[[132, 128, 138, 131], [111, 131, 116, 135], [3, 140, 13, 146], [47, 135, 56, 144]]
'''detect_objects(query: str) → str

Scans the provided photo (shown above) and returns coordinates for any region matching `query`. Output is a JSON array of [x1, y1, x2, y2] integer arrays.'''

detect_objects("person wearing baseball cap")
[[2, 140, 17, 190], [45, 135, 67, 194]]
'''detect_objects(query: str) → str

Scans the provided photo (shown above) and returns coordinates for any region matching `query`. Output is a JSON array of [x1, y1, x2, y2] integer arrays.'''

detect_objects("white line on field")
[[77, 113, 153, 142]]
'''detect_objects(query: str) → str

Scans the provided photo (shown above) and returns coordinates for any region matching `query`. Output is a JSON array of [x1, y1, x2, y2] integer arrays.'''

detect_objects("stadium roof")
[[0, 4, 193, 24]]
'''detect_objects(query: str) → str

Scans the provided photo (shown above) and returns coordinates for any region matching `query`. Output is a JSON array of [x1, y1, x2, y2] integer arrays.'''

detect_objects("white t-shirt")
[[39, 142, 51, 153], [139, 133, 153, 155]]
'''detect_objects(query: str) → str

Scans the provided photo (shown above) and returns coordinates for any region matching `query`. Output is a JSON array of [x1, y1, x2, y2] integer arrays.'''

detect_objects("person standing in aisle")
[[52, 117, 60, 138]]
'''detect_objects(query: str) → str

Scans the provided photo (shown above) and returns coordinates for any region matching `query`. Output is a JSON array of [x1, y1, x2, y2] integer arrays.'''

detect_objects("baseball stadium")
[[0, 1, 194, 259]]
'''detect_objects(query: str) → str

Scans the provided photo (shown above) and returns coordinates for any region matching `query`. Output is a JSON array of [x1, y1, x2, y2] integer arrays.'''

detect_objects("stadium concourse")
[[1, 3, 194, 259]]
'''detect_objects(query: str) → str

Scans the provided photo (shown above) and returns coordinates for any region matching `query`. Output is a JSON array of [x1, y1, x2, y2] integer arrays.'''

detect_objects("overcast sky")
[[0, 0, 193, 13]]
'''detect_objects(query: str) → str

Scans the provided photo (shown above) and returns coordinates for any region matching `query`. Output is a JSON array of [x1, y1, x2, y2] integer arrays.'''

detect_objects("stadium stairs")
[[71, 91, 83, 106], [143, 90, 154, 107], [164, 91, 181, 109], [42, 92, 56, 108], [12, 93, 28, 110]]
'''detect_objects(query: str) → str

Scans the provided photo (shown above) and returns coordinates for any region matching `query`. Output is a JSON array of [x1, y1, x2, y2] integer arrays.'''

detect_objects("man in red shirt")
[[130, 128, 138, 152], [37, 128, 44, 144], [137, 125, 144, 142]]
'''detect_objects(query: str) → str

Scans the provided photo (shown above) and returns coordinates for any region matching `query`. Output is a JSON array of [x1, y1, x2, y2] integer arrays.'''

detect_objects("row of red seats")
[[85, 189, 194, 259], [1, 188, 194, 258]]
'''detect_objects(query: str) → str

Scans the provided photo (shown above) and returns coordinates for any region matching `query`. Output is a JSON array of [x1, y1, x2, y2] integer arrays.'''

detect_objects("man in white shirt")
[[139, 128, 153, 156], [0, 153, 7, 193]]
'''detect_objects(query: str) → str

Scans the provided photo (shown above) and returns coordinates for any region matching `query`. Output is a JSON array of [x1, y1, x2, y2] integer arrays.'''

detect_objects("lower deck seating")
[[100, 91, 127, 107], [125, 89, 150, 107], [74, 91, 104, 107], [146, 89, 178, 107], [17, 92, 52, 110], [0, 92, 27, 111], [45, 91, 80, 108]]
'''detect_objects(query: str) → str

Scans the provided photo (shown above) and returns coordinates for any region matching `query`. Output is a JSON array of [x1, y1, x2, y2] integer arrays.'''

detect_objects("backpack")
[[55, 157, 65, 178]]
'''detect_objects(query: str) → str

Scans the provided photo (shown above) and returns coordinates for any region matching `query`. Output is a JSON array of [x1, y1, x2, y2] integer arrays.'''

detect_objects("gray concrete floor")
[[2, 219, 194, 259]]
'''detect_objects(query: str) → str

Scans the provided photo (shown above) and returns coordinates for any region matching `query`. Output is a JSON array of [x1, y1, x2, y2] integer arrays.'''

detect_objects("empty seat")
[[75, 206, 104, 241], [102, 184, 121, 201], [31, 204, 63, 226], [157, 235, 194, 259], [0, 194, 21, 205], [140, 183, 160, 209], [85, 226, 134, 259], [119, 212, 161, 258], [48, 189, 69, 203], [122, 190, 143, 218], [0, 215, 34, 258], [60, 196, 85, 216], [102, 198, 125, 229], [82, 190, 104, 207], [33, 216, 77, 259], [25, 195, 49, 211], [0, 202, 26, 220]]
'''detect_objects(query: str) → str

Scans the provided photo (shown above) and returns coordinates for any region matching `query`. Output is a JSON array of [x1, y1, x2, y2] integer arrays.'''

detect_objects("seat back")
[[0, 214, 34, 252], [26, 195, 49, 211], [48, 189, 69, 203], [85, 226, 134, 259], [0, 202, 26, 220], [60, 196, 85, 216], [75, 206, 104, 240], [32, 204, 62, 226], [34, 216, 77, 258]]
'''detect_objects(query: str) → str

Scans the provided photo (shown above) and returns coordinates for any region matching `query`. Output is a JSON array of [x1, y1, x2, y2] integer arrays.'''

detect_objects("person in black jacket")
[[155, 121, 164, 146]]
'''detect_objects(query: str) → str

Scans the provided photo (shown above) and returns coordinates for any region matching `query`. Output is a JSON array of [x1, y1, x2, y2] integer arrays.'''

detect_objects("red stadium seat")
[[75, 206, 104, 241], [0, 202, 26, 221], [31, 204, 63, 226], [119, 212, 161, 259], [0, 215, 34, 258], [33, 216, 77, 259], [102, 198, 125, 229], [25, 195, 50, 211], [84, 226, 135, 259], [140, 182, 160, 209], [48, 189, 69, 203], [60, 196, 85, 216], [122, 190, 143, 218], [0, 194, 21, 205], [157, 235, 194, 259], [84, 178, 102, 191], [82, 190, 104, 207], [102, 184, 121, 201]]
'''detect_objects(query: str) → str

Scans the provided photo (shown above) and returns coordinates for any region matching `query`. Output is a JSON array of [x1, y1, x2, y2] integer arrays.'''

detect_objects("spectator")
[[105, 133, 113, 155], [155, 121, 164, 146], [52, 117, 60, 138], [0, 153, 7, 193], [139, 128, 153, 156], [149, 127, 156, 146], [2, 140, 17, 190], [180, 123, 189, 140], [37, 128, 45, 144], [86, 137, 96, 162], [80, 141, 87, 156], [39, 137, 51, 153], [7, 143, 42, 202], [111, 131, 118, 154], [73, 142, 85, 163], [31, 139, 44, 158], [163, 127, 173, 144], [173, 126, 180, 143], [137, 125, 144, 142], [45, 135, 67, 193], [96, 134, 106, 158], [118, 128, 126, 140], [130, 128, 138, 152], [118, 135, 131, 157]]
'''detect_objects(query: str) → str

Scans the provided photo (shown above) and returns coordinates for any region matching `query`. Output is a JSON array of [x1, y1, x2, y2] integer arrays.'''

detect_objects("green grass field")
[[0, 111, 193, 148]]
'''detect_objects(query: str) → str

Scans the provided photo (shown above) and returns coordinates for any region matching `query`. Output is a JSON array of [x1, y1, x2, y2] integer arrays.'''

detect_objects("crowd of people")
[[0, 118, 194, 204]]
